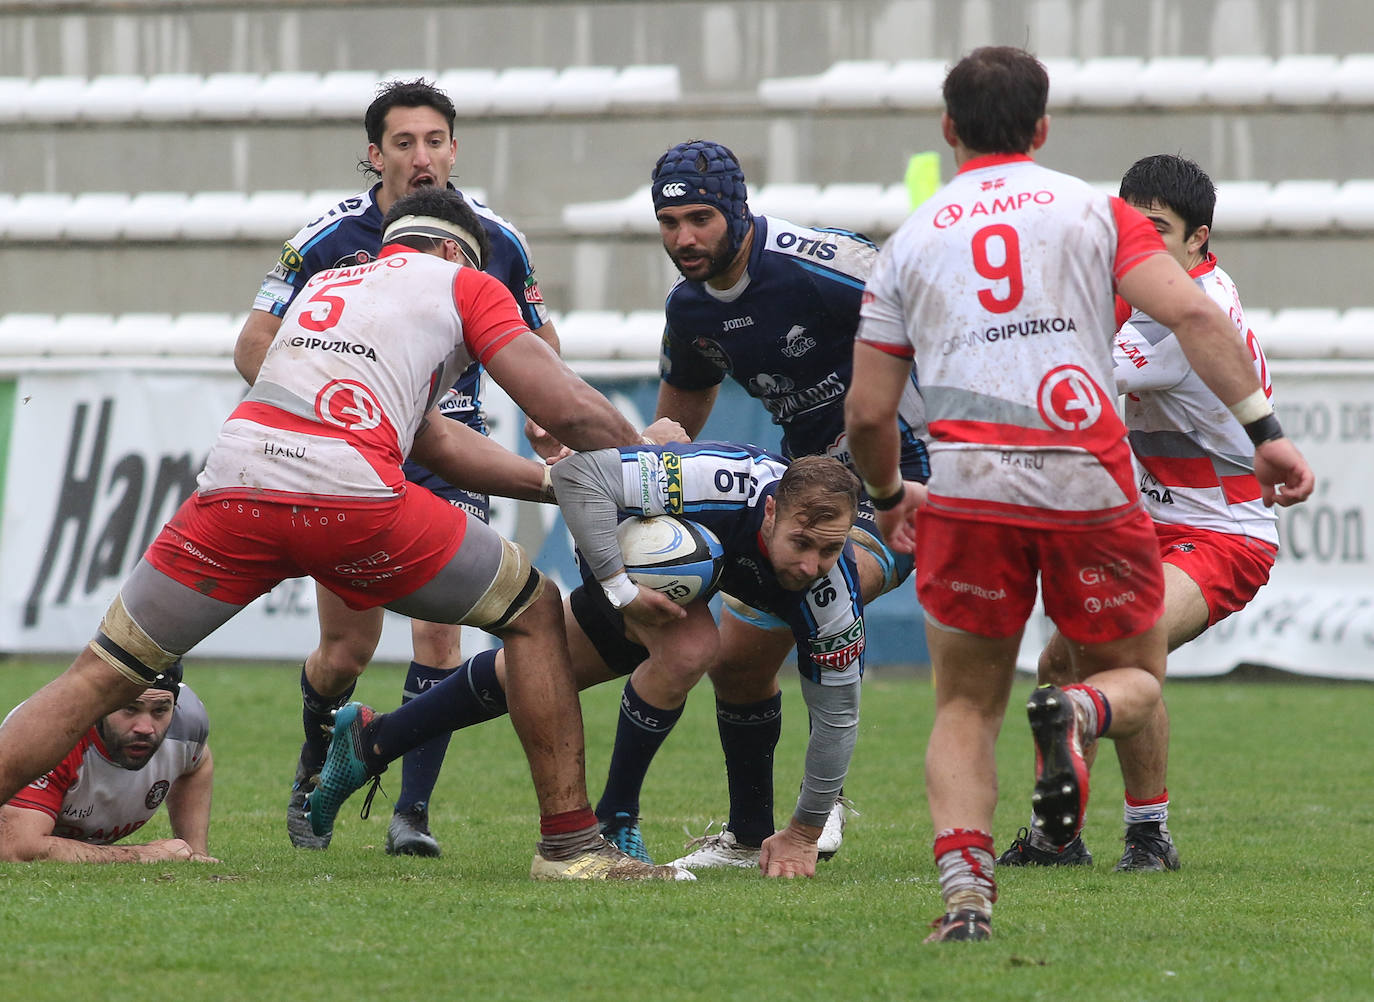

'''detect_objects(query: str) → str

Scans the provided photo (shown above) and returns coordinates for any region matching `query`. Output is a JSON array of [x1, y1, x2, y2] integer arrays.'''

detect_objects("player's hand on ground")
[[1253, 438, 1316, 507], [525, 417, 568, 462], [136, 838, 196, 862], [759, 819, 821, 878], [621, 585, 688, 628], [874, 482, 927, 554], [641, 417, 691, 445]]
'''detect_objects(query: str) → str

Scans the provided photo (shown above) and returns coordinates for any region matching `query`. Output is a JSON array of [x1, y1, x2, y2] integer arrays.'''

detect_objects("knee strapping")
[[469, 537, 545, 632], [88, 593, 180, 686]]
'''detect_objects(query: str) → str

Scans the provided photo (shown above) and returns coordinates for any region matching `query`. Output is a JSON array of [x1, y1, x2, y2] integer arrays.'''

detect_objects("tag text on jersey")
[[809, 619, 865, 669]]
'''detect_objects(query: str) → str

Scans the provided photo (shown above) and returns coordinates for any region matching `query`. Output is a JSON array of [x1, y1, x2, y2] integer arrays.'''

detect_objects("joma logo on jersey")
[[663, 452, 683, 513], [723, 316, 754, 332]]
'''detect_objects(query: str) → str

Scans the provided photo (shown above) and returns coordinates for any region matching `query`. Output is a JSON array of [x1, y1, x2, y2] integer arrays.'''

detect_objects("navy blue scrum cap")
[[651, 139, 753, 256]]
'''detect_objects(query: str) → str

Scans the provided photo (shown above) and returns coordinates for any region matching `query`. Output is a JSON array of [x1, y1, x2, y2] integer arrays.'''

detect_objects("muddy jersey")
[[1114, 254, 1278, 545], [251, 182, 549, 441], [202, 246, 527, 503], [4, 687, 209, 845], [660, 215, 928, 478], [580, 442, 866, 684], [858, 154, 1166, 529]]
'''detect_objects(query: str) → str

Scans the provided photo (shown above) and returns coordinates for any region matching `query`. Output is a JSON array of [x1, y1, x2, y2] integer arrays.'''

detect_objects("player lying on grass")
[[0, 187, 692, 882], [308, 444, 893, 877], [0, 662, 216, 864]]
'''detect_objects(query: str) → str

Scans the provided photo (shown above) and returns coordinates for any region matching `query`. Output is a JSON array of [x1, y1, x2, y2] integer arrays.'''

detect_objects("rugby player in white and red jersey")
[[999, 154, 1280, 873], [844, 47, 1314, 941], [0, 188, 692, 882], [0, 662, 216, 863]]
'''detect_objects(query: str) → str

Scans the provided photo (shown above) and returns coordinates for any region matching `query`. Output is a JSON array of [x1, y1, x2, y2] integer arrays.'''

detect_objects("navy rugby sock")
[[716, 693, 782, 846], [396, 661, 456, 813], [300, 667, 356, 772], [370, 649, 506, 769], [595, 678, 684, 821]]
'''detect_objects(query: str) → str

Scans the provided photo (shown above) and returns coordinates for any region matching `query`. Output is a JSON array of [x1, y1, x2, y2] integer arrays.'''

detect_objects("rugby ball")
[[615, 515, 724, 606]]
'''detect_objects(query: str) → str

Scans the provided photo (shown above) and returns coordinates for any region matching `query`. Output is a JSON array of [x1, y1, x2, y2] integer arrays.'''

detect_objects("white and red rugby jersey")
[[4, 687, 209, 845], [1114, 254, 1278, 545], [199, 246, 528, 504], [858, 154, 1166, 529]]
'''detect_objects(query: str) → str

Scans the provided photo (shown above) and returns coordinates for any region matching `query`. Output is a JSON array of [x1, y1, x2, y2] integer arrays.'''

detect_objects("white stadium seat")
[[1266, 181, 1340, 231], [252, 71, 326, 120], [1334, 55, 1374, 105], [49, 314, 117, 356], [811, 183, 887, 234], [1134, 58, 1211, 107], [1334, 181, 1374, 232], [0, 77, 27, 124], [885, 60, 946, 110], [82, 75, 151, 123], [3, 193, 74, 240], [609, 65, 681, 107], [0, 314, 56, 356], [749, 183, 822, 223], [180, 192, 253, 241], [193, 72, 263, 120], [1268, 55, 1340, 105], [120, 192, 191, 240], [1072, 57, 1146, 108], [433, 68, 498, 116], [315, 71, 383, 117], [136, 74, 204, 121], [549, 66, 618, 114], [1212, 181, 1273, 232], [490, 68, 558, 115], [814, 61, 890, 109], [19, 75, 87, 123], [1200, 56, 1275, 106], [60, 193, 133, 241]]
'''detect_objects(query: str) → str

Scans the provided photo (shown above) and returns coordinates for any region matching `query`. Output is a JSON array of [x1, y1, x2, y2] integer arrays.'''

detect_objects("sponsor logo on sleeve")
[[523, 276, 544, 304], [663, 451, 683, 514], [278, 242, 303, 273], [809, 618, 866, 669]]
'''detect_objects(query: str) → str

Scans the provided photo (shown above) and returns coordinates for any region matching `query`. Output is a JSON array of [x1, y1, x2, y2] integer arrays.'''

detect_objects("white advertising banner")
[[0, 371, 504, 662], [1018, 364, 1374, 680]]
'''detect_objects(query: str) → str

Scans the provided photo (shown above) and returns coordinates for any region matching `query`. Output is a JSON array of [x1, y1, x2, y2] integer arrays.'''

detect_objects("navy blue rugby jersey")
[[252, 181, 550, 439], [659, 215, 928, 480], [598, 441, 866, 685]]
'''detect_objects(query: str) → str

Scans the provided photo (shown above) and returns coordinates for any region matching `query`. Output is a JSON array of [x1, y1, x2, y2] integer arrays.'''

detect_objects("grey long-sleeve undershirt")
[[795, 675, 860, 828], [549, 448, 628, 581]]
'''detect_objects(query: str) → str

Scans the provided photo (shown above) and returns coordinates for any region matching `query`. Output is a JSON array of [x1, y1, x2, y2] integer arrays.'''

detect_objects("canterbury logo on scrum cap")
[[660, 182, 689, 198]]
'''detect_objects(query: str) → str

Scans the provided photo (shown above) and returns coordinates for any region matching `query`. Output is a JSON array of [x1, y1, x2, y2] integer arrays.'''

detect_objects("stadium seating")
[[3, 309, 1369, 372], [758, 54, 1374, 110], [0, 65, 681, 125], [560, 179, 1374, 239]]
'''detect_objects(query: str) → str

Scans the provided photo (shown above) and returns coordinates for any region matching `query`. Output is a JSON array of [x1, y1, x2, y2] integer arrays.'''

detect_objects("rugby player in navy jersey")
[[233, 79, 564, 857], [642, 140, 930, 864], [306, 444, 888, 877]]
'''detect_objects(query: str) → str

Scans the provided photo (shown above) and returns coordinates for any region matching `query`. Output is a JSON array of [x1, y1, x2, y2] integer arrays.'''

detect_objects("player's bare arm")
[[483, 332, 641, 450], [655, 382, 720, 440], [233, 309, 283, 386], [410, 408, 555, 502], [0, 803, 196, 863], [164, 746, 218, 862], [845, 341, 926, 552]]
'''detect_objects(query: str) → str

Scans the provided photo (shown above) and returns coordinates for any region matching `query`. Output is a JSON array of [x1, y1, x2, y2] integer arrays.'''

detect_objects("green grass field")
[[0, 658, 1370, 1001]]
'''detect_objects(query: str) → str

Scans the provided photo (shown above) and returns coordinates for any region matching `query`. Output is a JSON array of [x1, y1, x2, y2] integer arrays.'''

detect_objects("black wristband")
[[869, 487, 905, 511], [1243, 412, 1284, 446]]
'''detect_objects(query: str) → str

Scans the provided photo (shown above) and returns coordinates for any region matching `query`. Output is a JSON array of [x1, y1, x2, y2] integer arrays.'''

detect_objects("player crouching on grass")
[[307, 444, 893, 878]]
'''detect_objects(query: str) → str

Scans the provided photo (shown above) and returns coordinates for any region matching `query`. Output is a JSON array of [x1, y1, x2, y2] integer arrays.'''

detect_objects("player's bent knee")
[[88, 593, 181, 686], [470, 538, 548, 635]]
